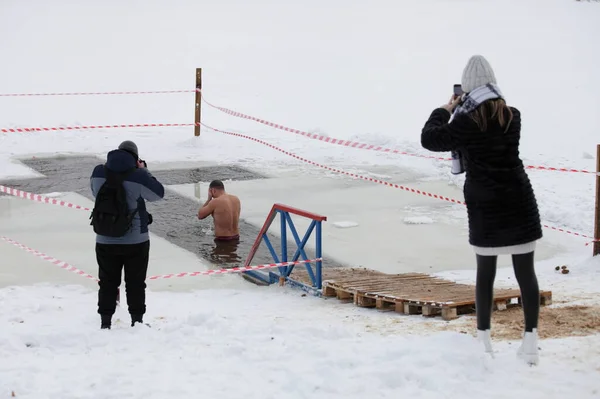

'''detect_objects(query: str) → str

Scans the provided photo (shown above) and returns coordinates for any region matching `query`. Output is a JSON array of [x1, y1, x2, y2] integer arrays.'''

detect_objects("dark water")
[[0, 155, 344, 275]]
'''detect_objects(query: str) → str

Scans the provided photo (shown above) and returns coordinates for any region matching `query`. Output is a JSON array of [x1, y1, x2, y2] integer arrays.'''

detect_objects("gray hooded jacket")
[[90, 149, 165, 244]]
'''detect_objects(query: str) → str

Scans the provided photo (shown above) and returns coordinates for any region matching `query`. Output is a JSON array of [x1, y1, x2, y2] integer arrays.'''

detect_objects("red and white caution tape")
[[525, 166, 597, 174], [0, 89, 196, 97], [202, 95, 452, 162], [147, 258, 323, 280], [0, 88, 594, 174], [202, 122, 597, 242], [0, 185, 91, 211], [1, 236, 98, 281], [0, 120, 595, 241], [202, 96, 596, 175], [541, 226, 596, 241], [0, 112, 597, 177], [0, 235, 322, 283], [202, 122, 464, 205], [1, 122, 196, 134]]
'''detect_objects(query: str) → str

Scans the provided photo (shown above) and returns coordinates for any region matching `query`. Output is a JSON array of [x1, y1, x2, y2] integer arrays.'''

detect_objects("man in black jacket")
[[90, 140, 165, 330]]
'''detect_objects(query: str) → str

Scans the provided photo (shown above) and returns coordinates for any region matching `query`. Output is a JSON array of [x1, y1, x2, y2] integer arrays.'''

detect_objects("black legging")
[[476, 251, 539, 332]]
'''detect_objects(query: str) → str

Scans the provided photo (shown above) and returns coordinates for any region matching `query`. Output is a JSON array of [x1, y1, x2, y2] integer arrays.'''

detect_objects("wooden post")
[[194, 68, 202, 137], [194, 182, 201, 202], [594, 144, 600, 256]]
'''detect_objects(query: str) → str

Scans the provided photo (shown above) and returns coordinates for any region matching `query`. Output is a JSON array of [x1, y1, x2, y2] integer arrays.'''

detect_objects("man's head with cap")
[[461, 55, 497, 93], [118, 140, 139, 160]]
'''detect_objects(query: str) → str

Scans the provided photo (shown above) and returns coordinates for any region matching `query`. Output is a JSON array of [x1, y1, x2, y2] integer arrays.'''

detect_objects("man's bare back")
[[210, 194, 240, 238], [197, 180, 241, 240]]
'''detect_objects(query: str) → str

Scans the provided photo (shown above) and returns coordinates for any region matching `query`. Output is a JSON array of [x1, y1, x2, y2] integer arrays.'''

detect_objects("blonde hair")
[[469, 99, 513, 133]]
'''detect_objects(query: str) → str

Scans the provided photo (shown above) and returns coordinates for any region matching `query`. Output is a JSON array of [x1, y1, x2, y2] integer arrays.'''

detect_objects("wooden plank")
[[321, 276, 384, 285], [541, 292, 553, 306], [441, 307, 458, 321], [394, 301, 405, 314], [328, 278, 460, 294], [332, 280, 398, 290], [363, 292, 425, 303], [356, 294, 376, 308], [375, 298, 394, 311], [364, 290, 456, 305], [422, 305, 441, 317], [324, 284, 359, 293], [439, 294, 519, 308], [373, 291, 470, 305], [359, 282, 460, 296], [319, 270, 551, 321], [322, 285, 337, 297], [594, 144, 600, 256], [325, 274, 431, 287], [367, 294, 442, 305], [293, 267, 388, 283], [335, 289, 353, 301], [363, 282, 456, 293], [330, 273, 432, 283], [349, 281, 430, 293], [194, 68, 202, 137]]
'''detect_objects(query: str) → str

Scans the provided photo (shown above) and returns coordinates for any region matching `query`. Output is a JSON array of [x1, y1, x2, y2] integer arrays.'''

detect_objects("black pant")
[[96, 241, 150, 316], [475, 251, 539, 332]]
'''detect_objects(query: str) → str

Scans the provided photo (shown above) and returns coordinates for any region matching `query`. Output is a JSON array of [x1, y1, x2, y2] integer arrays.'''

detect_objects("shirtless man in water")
[[197, 180, 241, 241]]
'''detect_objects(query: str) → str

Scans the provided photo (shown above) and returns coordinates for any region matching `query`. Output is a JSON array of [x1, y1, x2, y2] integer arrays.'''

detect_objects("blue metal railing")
[[243, 203, 326, 292]]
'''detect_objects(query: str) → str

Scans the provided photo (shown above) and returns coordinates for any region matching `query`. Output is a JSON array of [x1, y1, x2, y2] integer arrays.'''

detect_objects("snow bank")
[[1, 284, 599, 399]]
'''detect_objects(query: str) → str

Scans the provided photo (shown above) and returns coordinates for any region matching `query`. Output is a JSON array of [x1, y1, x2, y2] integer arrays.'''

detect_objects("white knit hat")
[[461, 55, 497, 93]]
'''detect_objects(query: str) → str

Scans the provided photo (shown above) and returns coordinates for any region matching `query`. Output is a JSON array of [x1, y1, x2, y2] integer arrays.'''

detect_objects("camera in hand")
[[138, 159, 147, 168]]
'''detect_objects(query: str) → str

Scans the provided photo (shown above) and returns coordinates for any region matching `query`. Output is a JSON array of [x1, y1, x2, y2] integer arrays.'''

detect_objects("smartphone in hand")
[[453, 84, 463, 97]]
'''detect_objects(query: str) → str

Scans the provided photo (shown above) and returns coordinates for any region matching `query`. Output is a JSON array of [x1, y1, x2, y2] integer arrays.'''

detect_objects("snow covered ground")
[[1, 0, 600, 398], [1, 272, 599, 399]]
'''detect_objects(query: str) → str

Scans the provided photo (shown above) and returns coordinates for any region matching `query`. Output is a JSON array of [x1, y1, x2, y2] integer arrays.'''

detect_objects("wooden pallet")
[[290, 267, 552, 321]]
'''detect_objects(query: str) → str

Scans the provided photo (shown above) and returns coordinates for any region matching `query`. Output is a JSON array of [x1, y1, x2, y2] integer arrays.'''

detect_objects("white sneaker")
[[477, 329, 494, 357], [517, 328, 539, 366]]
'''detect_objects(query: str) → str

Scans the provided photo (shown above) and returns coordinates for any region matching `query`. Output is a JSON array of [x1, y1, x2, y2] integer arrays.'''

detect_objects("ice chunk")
[[403, 216, 434, 225], [332, 221, 359, 229]]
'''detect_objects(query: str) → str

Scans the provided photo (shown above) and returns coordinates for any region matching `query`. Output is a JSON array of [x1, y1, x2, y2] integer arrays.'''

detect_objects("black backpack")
[[90, 166, 138, 237]]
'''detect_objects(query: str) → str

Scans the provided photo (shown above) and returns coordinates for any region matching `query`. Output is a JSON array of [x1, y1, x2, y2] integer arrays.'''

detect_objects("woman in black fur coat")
[[420, 55, 542, 365]]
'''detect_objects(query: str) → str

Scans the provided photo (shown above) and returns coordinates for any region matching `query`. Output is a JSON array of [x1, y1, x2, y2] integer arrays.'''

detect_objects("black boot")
[[100, 314, 112, 330], [131, 314, 144, 327]]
